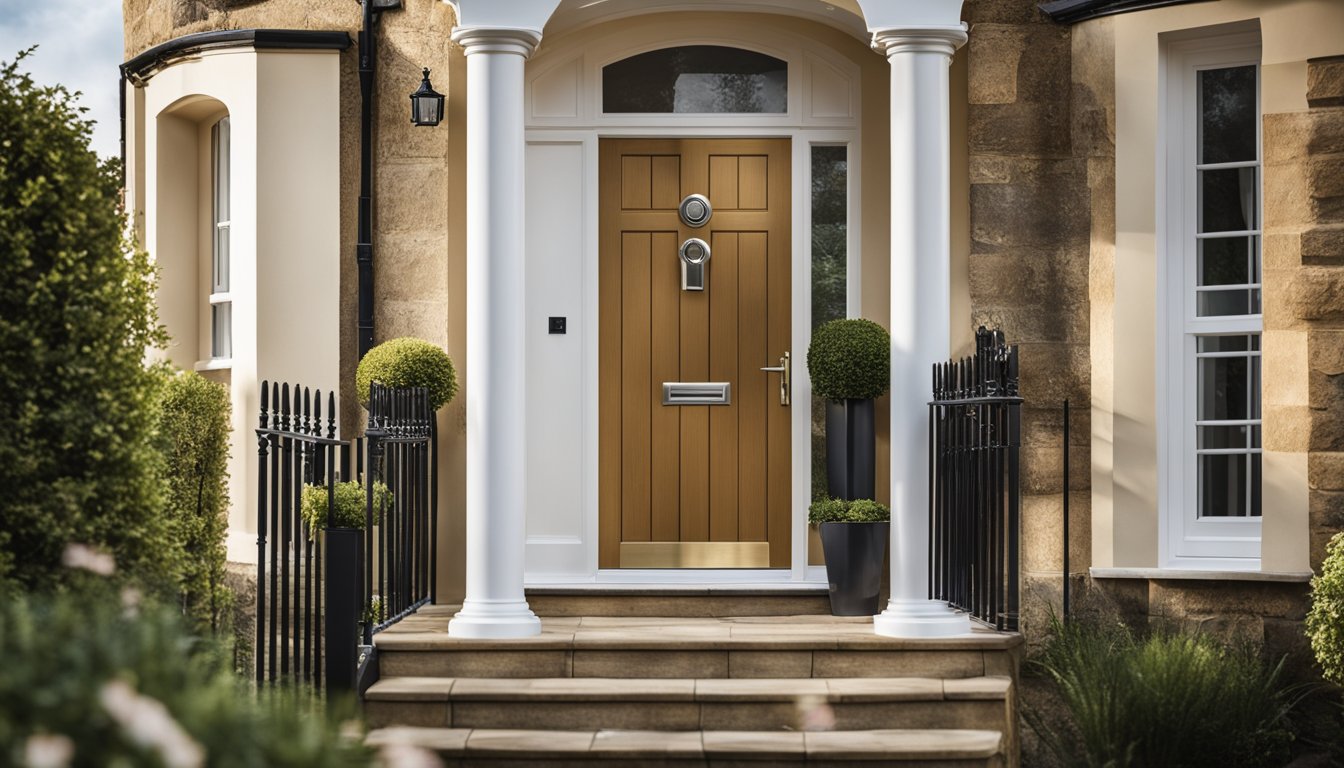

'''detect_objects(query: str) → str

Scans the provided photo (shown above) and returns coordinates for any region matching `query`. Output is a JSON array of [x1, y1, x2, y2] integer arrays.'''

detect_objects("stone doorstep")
[[365, 726, 1004, 761], [375, 647, 1010, 680], [365, 676, 1012, 704], [362, 676, 1014, 733]]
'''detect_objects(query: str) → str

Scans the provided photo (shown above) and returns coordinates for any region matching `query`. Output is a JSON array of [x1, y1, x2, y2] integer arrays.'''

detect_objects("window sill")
[[194, 358, 233, 372], [1090, 567, 1312, 583]]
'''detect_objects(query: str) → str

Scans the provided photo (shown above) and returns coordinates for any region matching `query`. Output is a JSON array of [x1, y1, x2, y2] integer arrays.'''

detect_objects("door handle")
[[760, 351, 790, 407]]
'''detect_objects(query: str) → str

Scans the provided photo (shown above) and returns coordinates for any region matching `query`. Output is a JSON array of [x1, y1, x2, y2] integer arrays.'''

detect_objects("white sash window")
[[210, 116, 232, 361], [1161, 28, 1263, 568]]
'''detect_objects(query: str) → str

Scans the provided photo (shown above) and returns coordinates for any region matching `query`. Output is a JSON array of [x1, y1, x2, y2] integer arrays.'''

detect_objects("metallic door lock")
[[679, 238, 710, 291], [760, 351, 791, 406], [679, 194, 712, 228]]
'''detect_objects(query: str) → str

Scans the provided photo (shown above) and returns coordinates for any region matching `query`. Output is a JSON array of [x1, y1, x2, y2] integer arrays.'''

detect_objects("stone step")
[[374, 611, 1021, 681], [525, 588, 833, 618], [365, 675, 1012, 733], [365, 726, 1005, 766]]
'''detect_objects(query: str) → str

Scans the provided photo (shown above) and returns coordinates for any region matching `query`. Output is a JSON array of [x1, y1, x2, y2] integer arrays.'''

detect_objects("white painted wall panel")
[[524, 141, 588, 575]]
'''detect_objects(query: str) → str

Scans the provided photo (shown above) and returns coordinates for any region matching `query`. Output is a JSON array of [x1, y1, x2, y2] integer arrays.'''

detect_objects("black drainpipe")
[[358, 0, 401, 359], [356, 0, 377, 360]]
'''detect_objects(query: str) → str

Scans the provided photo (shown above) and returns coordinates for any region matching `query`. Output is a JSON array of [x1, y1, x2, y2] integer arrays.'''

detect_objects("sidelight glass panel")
[[603, 46, 787, 113], [810, 146, 848, 527]]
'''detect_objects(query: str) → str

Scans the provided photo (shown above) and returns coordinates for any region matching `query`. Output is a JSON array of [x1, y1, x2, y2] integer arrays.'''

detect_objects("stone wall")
[[1275, 56, 1344, 572], [963, 0, 1102, 639]]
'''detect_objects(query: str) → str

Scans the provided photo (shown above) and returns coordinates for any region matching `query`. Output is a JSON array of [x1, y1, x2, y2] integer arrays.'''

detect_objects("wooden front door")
[[599, 138, 792, 569]]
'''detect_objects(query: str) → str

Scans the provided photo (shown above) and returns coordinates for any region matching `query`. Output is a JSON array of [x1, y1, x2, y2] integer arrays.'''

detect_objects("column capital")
[[870, 25, 968, 59], [451, 26, 542, 57]]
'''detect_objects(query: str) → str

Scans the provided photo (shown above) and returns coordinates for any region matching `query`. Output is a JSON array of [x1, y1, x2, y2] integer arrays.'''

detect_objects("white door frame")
[[520, 17, 862, 586]]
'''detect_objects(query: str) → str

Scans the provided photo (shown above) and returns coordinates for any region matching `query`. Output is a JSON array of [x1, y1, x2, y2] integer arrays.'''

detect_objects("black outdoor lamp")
[[410, 68, 444, 127]]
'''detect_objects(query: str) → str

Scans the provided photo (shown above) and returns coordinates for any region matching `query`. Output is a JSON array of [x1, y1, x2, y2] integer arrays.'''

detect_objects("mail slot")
[[662, 382, 731, 406]]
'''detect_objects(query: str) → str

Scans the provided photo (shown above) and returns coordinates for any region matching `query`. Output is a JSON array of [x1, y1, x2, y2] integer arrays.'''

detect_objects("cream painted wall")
[[1101, 0, 1343, 571], [140, 48, 343, 564]]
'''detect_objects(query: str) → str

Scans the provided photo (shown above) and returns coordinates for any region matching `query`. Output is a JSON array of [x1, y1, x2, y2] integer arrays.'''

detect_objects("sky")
[[0, 0, 124, 158]]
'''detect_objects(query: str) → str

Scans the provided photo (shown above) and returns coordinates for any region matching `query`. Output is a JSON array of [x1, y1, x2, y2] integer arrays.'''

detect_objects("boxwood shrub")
[[808, 497, 890, 524], [807, 318, 890, 401], [300, 481, 391, 535], [355, 337, 457, 410]]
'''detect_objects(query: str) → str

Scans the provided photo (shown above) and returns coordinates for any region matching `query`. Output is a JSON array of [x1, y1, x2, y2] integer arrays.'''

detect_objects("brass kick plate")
[[619, 541, 771, 569]]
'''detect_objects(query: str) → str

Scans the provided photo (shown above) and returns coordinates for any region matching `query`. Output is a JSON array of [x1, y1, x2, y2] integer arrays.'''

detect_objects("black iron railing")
[[255, 381, 437, 690], [360, 383, 436, 642], [929, 327, 1023, 632], [255, 382, 338, 688]]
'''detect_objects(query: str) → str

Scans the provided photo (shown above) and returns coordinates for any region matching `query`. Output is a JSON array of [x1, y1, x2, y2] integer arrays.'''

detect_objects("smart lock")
[[679, 238, 710, 291]]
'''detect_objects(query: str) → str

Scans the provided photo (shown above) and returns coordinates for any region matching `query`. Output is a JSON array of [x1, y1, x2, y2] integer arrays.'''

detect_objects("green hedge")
[[156, 371, 232, 635], [355, 337, 457, 411], [1308, 532, 1344, 687], [0, 52, 174, 592], [806, 319, 890, 401], [0, 574, 370, 767], [808, 497, 890, 524]]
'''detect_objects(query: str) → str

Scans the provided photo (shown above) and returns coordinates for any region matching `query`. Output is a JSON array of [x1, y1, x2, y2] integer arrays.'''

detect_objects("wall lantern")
[[410, 68, 444, 127]]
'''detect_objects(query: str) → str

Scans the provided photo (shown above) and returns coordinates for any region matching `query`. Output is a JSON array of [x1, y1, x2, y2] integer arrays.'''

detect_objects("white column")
[[448, 27, 542, 639], [872, 26, 972, 639]]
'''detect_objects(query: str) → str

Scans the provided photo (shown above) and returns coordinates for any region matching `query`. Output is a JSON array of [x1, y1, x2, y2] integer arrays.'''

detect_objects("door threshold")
[[526, 572, 828, 594]]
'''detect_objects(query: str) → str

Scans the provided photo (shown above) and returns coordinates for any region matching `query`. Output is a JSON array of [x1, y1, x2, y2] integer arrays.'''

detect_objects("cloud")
[[0, 0, 124, 158]]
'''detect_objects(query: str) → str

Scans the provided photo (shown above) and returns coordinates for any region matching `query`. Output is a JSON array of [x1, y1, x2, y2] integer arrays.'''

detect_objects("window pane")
[[1198, 236, 1251, 286], [1198, 355, 1249, 421], [810, 146, 847, 505], [1198, 335, 1254, 353], [1197, 288, 1253, 317], [1199, 65, 1257, 164], [1250, 452, 1262, 517], [603, 46, 787, 113], [811, 146, 847, 329], [1199, 167, 1256, 233], [1200, 453, 1249, 517], [211, 302, 231, 360], [213, 225, 229, 293], [1198, 424, 1249, 449], [213, 117, 230, 223]]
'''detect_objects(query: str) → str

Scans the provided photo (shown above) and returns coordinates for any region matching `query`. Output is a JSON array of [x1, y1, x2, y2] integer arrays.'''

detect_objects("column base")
[[873, 599, 973, 638], [448, 598, 542, 639]]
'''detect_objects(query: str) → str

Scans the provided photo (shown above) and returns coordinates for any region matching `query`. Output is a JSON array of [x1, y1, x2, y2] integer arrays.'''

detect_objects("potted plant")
[[809, 497, 890, 616], [355, 337, 458, 411], [300, 480, 392, 536], [806, 318, 890, 501]]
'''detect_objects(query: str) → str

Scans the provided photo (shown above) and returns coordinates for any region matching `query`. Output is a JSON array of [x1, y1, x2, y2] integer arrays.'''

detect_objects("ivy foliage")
[[355, 337, 458, 411], [300, 481, 391, 535], [807, 318, 890, 401], [0, 51, 173, 592], [808, 497, 890, 524], [0, 574, 371, 767], [1307, 532, 1344, 687], [156, 371, 232, 635]]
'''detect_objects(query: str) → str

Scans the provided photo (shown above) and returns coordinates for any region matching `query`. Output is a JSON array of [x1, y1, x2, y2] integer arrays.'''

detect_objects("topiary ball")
[[807, 318, 890, 401], [356, 337, 458, 410]]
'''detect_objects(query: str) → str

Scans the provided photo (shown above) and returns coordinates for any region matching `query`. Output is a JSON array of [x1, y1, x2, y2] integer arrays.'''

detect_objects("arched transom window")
[[602, 45, 787, 114]]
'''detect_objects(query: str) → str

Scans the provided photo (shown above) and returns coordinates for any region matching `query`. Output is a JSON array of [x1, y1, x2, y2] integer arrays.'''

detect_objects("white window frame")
[[1159, 27, 1263, 570], [210, 116, 232, 362]]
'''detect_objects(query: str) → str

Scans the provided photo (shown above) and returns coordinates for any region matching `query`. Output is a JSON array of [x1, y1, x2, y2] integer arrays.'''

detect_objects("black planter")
[[818, 520, 889, 616], [825, 398, 875, 501], [324, 527, 363, 692]]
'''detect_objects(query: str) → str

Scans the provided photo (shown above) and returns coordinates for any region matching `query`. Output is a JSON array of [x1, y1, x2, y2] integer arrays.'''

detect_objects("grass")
[[1027, 616, 1305, 768]]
